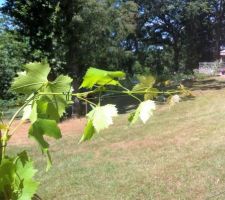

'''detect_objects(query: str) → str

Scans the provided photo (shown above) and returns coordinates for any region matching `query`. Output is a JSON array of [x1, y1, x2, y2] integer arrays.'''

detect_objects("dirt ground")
[[8, 117, 87, 146]]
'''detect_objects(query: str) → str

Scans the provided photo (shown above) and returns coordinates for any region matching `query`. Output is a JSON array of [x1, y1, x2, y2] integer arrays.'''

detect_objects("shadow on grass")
[[191, 77, 225, 91], [101, 95, 139, 114]]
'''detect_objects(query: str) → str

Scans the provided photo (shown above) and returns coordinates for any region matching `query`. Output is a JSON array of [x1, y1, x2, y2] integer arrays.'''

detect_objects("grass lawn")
[[8, 77, 225, 199]]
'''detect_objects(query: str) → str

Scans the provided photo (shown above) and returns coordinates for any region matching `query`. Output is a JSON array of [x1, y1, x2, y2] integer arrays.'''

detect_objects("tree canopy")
[[0, 0, 225, 95]]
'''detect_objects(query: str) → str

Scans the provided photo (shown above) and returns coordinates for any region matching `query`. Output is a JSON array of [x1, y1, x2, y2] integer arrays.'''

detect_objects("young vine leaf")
[[80, 104, 118, 142], [30, 98, 61, 123], [79, 120, 95, 143], [28, 118, 62, 169], [132, 75, 159, 100], [132, 75, 156, 91], [11, 62, 51, 94], [28, 119, 62, 150], [12, 62, 73, 121], [80, 67, 125, 89], [15, 152, 39, 200], [129, 100, 156, 124], [0, 152, 38, 200], [39, 75, 73, 118], [13, 62, 72, 169], [144, 88, 159, 100], [87, 104, 118, 132]]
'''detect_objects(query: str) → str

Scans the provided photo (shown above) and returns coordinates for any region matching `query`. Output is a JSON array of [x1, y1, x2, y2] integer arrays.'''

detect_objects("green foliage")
[[28, 119, 61, 150], [0, 95, 28, 109], [2, 0, 138, 78], [11, 62, 72, 169], [134, 0, 225, 72], [80, 104, 118, 143], [3, 0, 225, 77], [129, 100, 156, 124], [0, 26, 29, 99], [132, 75, 159, 100], [193, 70, 211, 80], [80, 67, 125, 89], [11, 62, 51, 94], [12, 62, 73, 121], [79, 120, 95, 143], [0, 151, 38, 200], [87, 104, 118, 133], [132, 75, 156, 91], [28, 119, 61, 170]]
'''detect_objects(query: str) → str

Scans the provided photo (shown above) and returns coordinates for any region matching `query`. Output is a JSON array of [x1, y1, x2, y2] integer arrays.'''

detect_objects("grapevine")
[[0, 62, 189, 199]]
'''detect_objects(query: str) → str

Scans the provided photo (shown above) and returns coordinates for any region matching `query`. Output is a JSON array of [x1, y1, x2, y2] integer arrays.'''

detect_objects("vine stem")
[[1, 95, 34, 160], [38, 90, 97, 97], [118, 84, 142, 103], [38, 88, 183, 99], [76, 96, 97, 107], [38, 91, 98, 107], [8, 101, 30, 128]]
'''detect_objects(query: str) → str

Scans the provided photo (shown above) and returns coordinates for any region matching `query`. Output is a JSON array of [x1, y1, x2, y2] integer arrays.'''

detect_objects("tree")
[[133, 0, 186, 72], [2, 0, 138, 78], [133, 0, 225, 72], [0, 15, 29, 99]]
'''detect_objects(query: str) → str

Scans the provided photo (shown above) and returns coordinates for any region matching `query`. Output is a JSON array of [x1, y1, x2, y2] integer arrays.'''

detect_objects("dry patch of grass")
[[8, 77, 225, 199]]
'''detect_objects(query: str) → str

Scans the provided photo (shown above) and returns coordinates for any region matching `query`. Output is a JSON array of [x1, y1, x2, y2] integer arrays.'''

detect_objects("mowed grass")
[[9, 78, 225, 199]]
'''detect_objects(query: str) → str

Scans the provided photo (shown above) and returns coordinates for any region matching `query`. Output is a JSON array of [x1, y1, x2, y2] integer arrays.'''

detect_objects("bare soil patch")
[[8, 117, 86, 146]]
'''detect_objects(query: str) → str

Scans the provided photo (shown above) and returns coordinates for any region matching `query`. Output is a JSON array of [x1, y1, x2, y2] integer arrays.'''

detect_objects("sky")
[[0, 0, 4, 6]]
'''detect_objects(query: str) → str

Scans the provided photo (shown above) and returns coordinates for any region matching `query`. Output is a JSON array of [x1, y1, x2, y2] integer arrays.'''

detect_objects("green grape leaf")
[[35, 97, 60, 122], [0, 158, 15, 194], [79, 120, 95, 143], [144, 88, 159, 100], [28, 119, 61, 170], [87, 104, 118, 132], [11, 62, 50, 94], [15, 152, 39, 200], [28, 119, 62, 150], [21, 94, 35, 121], [80, 67, 125, 89], [29, 102, 37, 123], [132, 75, 156, 91], [27, 75, 72, 123], [0, 152, 38, 200], [40, 75, 73, 118], [12, 62, 72, 121], [129, 100, 156, 124]]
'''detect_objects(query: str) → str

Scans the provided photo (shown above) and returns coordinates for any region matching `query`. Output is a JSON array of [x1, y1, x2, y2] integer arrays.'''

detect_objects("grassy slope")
[[10, 78, 225, 199]]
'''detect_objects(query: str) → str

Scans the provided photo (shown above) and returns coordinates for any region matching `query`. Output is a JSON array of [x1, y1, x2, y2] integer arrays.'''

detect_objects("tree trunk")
[[173, 44, 180, 72], [60, 0, 85, 116], [214, 0, 224, 60]]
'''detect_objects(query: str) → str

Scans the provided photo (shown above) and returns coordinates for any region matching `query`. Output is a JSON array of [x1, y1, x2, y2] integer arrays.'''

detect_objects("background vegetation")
[[0, 0, 224, 100]]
